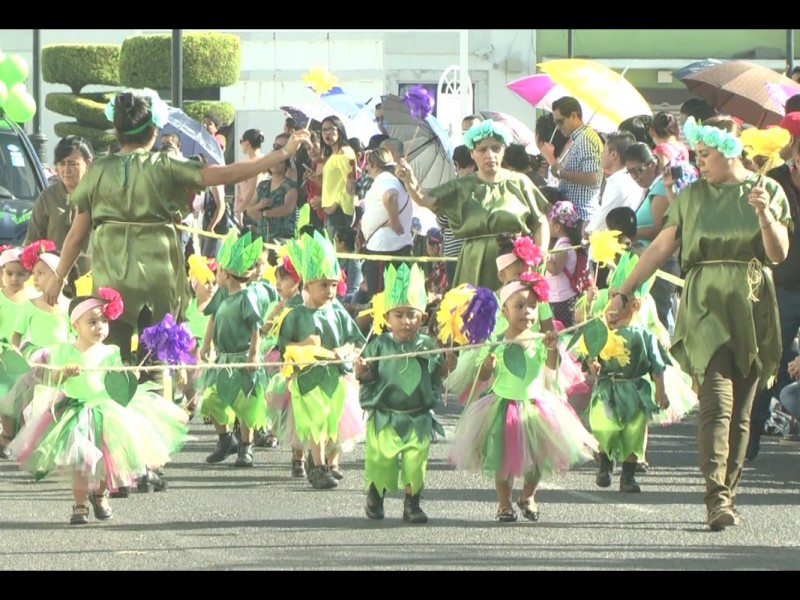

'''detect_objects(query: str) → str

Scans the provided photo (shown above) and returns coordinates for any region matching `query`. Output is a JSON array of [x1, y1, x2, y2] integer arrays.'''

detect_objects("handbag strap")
[[363, 197, 411, 247]]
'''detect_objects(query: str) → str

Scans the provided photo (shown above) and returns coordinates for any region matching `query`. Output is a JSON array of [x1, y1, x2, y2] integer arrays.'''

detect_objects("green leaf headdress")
[[216, 230, 264, 277], [382, 263, 427, 314], [285, 230, 340, 282]]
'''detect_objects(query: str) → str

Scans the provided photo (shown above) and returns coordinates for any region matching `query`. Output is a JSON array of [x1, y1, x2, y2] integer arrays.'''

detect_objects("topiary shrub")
[[119, 32, 241, 90], [45, 93, 114, 130], [183, 100, 236, 127], [54, 122, 116, 150], [42, 44, 121, 95]]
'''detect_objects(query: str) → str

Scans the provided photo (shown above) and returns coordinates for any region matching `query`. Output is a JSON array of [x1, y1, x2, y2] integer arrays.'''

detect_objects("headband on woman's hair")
[[463, 119, 513, 149], [105, 88, 170, 135], [682, 116, 743, 158]]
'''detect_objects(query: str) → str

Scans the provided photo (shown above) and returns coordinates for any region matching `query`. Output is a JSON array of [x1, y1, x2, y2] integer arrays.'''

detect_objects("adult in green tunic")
[[608, 116, 791, 532], [396, 120, 551, 291], [41, 89, 310, 363]]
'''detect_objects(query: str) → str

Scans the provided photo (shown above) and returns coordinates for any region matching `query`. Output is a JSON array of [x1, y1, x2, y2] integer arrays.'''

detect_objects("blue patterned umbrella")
[[156, 107, 225, 165]]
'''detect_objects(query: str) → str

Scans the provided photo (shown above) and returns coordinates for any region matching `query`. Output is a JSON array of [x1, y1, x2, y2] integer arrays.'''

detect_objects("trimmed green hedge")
[[45, 93, 114, 129], [53, 122, 116, 150], [119, 32, 241, 90], [183, 101, 236, 127], [42, 44, 121, 94]]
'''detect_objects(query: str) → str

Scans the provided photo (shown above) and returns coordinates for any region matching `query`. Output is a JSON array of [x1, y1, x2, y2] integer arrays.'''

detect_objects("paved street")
[[0, 402, 798, 571]]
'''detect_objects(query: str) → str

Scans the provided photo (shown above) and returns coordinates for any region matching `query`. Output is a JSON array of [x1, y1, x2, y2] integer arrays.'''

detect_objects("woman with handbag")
[[359, 148, 413, 301]]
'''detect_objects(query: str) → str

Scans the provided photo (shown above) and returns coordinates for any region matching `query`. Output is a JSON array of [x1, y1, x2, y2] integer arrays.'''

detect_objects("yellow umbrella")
[[538, 59, 652, 128]]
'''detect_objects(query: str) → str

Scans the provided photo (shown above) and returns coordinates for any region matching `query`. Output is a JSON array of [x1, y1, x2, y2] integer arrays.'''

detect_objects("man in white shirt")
[[584, 130, 643, 236]]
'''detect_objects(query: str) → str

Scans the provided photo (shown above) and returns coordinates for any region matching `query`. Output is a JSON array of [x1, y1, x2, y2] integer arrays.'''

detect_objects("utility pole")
[[30, 29, 47, 163], [788, 30, 795, 77], [172, 30, 183, 109]]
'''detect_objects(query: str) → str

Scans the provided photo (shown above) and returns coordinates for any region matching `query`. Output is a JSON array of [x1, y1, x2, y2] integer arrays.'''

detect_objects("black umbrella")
[[379, 93, 456, 190], [672, 58, 724, 81], [156, 106, 225, 165]]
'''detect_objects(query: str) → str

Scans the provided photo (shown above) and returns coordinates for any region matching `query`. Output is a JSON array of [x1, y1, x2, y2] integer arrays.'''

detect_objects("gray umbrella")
[[379, 93, 456, 190], [156, 106, 225, 165]]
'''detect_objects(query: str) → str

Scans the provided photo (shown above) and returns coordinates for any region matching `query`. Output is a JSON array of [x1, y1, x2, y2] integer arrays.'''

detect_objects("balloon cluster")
[[0, 49, 36, 123]]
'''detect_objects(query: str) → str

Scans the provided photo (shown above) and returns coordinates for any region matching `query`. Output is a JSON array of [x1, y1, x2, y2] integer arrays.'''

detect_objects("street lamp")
[[30, 29, 47, 164]]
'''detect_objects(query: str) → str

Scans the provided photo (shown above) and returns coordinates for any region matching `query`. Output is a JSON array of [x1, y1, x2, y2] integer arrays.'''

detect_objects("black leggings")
[[360, 245, 413, 302], [106, 306, 154, 365]]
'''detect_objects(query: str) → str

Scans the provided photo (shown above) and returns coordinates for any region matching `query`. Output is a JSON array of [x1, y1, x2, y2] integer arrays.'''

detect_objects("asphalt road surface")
[[0, 402, 798, 571]]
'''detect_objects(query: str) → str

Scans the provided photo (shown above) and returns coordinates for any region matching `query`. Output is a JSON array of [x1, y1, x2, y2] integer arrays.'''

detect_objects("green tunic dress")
[[70, 150, 205, 327], [431, 170, 550, 290], [13, 298, 71, 355], [588, 325, 667, 461], [198, 283, 275, 429], [0, 291, 24, 343], [278, 301, 365, 445], [359, 332, 445, 495], [662, 174, 791, 387]]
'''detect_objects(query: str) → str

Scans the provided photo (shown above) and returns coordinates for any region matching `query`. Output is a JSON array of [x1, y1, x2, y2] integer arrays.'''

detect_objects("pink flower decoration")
[[337, 268, 348, 297], [513, 236, 542, 266], [519, 271, 550, 303], [97, 287, 124, 321], [19, 239, 56, 272]]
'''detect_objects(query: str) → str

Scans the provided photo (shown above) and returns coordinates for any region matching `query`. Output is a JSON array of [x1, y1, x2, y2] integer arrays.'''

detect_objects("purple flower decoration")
[[403, 85, 435, 120], [462, 286, 499, 344], [140, 313, 197, 365]]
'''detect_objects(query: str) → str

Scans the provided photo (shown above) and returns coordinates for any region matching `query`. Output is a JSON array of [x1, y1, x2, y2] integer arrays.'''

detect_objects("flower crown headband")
[[495, 236, 543, 272], [548, 200, 577, 228], [463, 119, 513, 150], [20, 239, 57, 273], [682, 116, 743, 159], [499, 271, 550, 307], [104, 88, 170, 136], [70, 288, 124, 325]]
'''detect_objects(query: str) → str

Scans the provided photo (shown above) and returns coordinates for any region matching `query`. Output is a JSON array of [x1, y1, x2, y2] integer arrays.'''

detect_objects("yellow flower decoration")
[[75, 271, 93, 297], [436, 284, 474, 345], [261, 263, 277, 285], [188, 254, 215, 286], [600, 327, 631, 367], [281, 344, 336, 379], [370, 291, 387, 332], [741, 127, 791, 160], [303, 67, 337, 95], [268, 305, 292, 338], [589, 229, 627, 267]]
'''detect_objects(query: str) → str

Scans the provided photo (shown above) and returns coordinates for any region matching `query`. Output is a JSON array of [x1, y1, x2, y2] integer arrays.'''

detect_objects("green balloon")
[[0, 54, 29, 86], [4, 83, 36, 123], [0, 80, 7, 108]]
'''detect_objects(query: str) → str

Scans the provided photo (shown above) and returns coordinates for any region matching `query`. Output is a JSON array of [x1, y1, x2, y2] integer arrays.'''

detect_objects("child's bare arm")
[[200, 316, 214, 360], [478, 353, 496, 381], [354, 356, 373, 381], [543, 331, 559, 370], [247, 329, 261, 372], [652, 371, 669, 409]]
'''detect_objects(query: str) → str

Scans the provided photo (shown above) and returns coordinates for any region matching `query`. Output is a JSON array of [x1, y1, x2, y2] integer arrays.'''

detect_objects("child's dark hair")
[[297, 224, 318, 239], [47, 250, 79, 299], [560, 221, 583, 247], [495, 232, 517, 256], [539, 185, 563, 207], [276, 264, 303, 290], [335, 226, 357, 252], [606, 207, 638, 242]]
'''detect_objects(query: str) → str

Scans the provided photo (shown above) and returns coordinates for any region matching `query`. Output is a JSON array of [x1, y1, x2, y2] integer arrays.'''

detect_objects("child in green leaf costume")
[[197, 231, 277, 468], [0, 240, 76, 449], [277, 230, 365, 490], [354, 263, 450, 524], [8, 291, 188, 525], [448, 274, 598, 523]]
